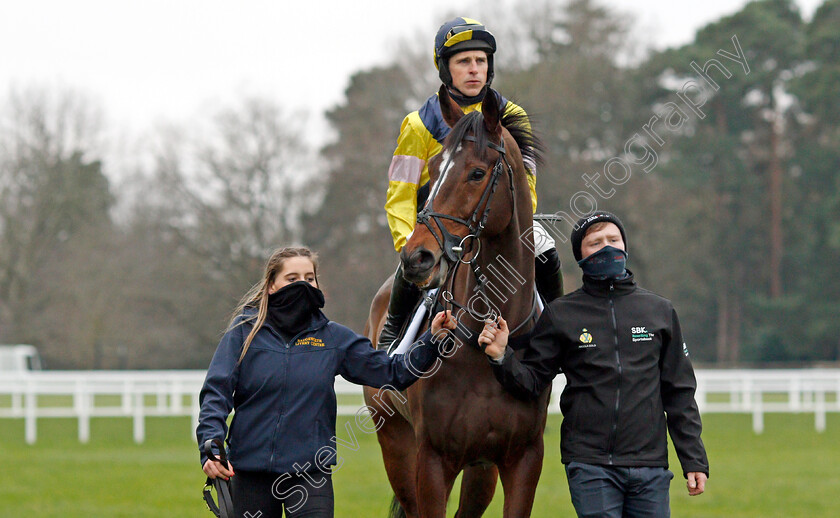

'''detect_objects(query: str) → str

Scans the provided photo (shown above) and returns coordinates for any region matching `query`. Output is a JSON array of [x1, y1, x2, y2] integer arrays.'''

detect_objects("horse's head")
[[401, 86, 526, 289]]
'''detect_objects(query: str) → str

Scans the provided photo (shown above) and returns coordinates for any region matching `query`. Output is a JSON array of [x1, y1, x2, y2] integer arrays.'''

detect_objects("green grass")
[[3, 413, 839, 517]]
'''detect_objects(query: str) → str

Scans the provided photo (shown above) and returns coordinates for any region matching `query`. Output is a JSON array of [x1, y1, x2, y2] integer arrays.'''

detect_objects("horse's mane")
[[443, 107, 544, 171]]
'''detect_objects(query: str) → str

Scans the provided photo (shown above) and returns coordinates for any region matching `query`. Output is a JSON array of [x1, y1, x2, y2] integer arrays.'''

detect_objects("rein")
[[202, 439, 233, 518], [417, 132, 538, 340]]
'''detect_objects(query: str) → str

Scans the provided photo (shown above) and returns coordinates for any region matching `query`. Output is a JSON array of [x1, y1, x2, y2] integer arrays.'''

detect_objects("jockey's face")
[[269, 256, 318, 294], [580, 222, 625, 259], [448, 50, 488, 97]]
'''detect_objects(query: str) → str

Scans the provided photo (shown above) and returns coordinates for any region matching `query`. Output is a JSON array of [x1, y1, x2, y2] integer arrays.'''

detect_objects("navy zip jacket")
[[197, 309, 439, 473], [492, 272, 709, 478]]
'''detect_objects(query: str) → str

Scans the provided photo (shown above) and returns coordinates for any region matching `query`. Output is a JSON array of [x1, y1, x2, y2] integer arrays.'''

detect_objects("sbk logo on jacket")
[[630, 326, 654, 343]]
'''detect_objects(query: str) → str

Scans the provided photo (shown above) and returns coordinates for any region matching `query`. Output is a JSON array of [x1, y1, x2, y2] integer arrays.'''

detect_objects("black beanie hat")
[[571, 211, 628, 261]]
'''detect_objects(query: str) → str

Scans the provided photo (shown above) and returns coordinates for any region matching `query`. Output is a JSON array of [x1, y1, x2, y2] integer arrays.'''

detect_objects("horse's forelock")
[[442, 109, 543, 168], [443, 111, 490, 163]]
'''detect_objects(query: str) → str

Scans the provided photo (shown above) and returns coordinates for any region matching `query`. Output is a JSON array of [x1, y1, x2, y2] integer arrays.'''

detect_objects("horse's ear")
[[439, 85, 463, 128], [482, 89, 501, 136]]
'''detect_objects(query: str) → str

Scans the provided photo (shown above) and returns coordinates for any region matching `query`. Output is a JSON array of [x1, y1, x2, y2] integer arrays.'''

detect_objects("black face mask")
[[448, 85, 488, 107], [578, 245, 628, 279], [266, 281, 325, 334]]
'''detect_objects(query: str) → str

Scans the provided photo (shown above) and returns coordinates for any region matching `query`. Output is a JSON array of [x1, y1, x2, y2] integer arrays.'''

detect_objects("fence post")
[[133, 392, 145, 444], [171, 379, 182, 414], [815, 390, 826, 433], [25, 380, 37, 444], [752, 390, 764, 434], [790, 376, 802, 411], [76, 378, 90, 444], [740, 378, 751, 412]]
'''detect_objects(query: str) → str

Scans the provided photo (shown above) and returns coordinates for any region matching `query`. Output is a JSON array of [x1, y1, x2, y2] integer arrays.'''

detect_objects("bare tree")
[[0, 87, 110, 350], [150, 97, 314, 289]]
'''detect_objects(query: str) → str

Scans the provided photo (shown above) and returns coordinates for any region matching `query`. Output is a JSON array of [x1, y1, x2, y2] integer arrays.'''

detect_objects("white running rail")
[[1, 369, 838, 443]]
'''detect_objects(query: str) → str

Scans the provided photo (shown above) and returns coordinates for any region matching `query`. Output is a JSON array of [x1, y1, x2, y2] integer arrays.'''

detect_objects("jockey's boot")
[[535, 247, 564, 303], [377, 265, 422, 351]]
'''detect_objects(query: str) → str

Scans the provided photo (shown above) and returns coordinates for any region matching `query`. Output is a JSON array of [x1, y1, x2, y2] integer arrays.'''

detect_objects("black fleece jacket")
[[492, 272, 709, 477]]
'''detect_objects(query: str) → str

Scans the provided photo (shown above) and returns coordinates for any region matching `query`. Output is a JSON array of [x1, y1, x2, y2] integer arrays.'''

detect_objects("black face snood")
[[266, 281, 325, 334], [578, 245, 628, 280], [448, 85, 488, 107]]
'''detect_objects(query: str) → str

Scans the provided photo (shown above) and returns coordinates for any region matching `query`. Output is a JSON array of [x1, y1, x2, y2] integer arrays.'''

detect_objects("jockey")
[[379, 17, 564, 350]]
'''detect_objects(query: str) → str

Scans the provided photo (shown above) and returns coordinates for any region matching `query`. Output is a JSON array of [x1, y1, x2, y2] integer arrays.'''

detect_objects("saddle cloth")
[[389, 289, 438, 356]]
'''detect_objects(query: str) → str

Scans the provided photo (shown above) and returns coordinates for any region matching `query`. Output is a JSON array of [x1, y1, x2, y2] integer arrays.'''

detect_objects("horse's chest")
[[412, 367, 545, 453]]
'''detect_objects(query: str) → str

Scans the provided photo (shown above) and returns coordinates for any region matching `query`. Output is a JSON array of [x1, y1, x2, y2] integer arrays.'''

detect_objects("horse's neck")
[[457, 214, 535, 334], [454, 133, 536, 334]]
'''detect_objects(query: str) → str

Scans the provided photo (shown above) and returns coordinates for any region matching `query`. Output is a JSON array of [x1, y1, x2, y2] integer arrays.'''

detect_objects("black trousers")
[[231, 470, 334, 518]]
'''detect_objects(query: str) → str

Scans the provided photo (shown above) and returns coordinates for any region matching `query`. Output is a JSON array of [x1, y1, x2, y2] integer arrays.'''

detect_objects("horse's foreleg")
[[365, 387, 419, 517], [416, 443, 458, 518], [454, 464, 498, 518], [498, 444, 544, 518]]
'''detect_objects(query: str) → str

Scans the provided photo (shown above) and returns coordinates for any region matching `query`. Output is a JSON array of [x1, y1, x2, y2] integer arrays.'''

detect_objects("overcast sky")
[[0, 0, 822, 142]]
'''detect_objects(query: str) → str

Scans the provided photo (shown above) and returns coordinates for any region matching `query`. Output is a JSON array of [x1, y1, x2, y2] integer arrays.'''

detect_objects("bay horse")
[[363, 86, 551, 517]]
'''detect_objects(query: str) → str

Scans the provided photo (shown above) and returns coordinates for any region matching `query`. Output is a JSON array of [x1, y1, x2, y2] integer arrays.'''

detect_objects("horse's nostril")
[[414, 249, 435, 270], [401, 247, 437, 281]]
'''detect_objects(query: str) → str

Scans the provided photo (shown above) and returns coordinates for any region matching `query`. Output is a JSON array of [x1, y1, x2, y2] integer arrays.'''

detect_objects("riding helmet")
[[434, 17, 496, 88]]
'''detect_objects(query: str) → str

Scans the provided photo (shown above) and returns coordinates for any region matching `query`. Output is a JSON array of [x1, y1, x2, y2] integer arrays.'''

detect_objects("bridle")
[[416, 135, 512, 265], [415, 131, 538, 338]]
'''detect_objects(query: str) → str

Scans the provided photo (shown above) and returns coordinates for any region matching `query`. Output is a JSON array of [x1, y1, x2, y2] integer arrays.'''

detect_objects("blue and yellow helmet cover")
[[433, 17, 496, 86]]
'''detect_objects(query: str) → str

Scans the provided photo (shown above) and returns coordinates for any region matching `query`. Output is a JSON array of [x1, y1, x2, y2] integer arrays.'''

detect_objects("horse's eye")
[[468, 168, 486, 181]]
